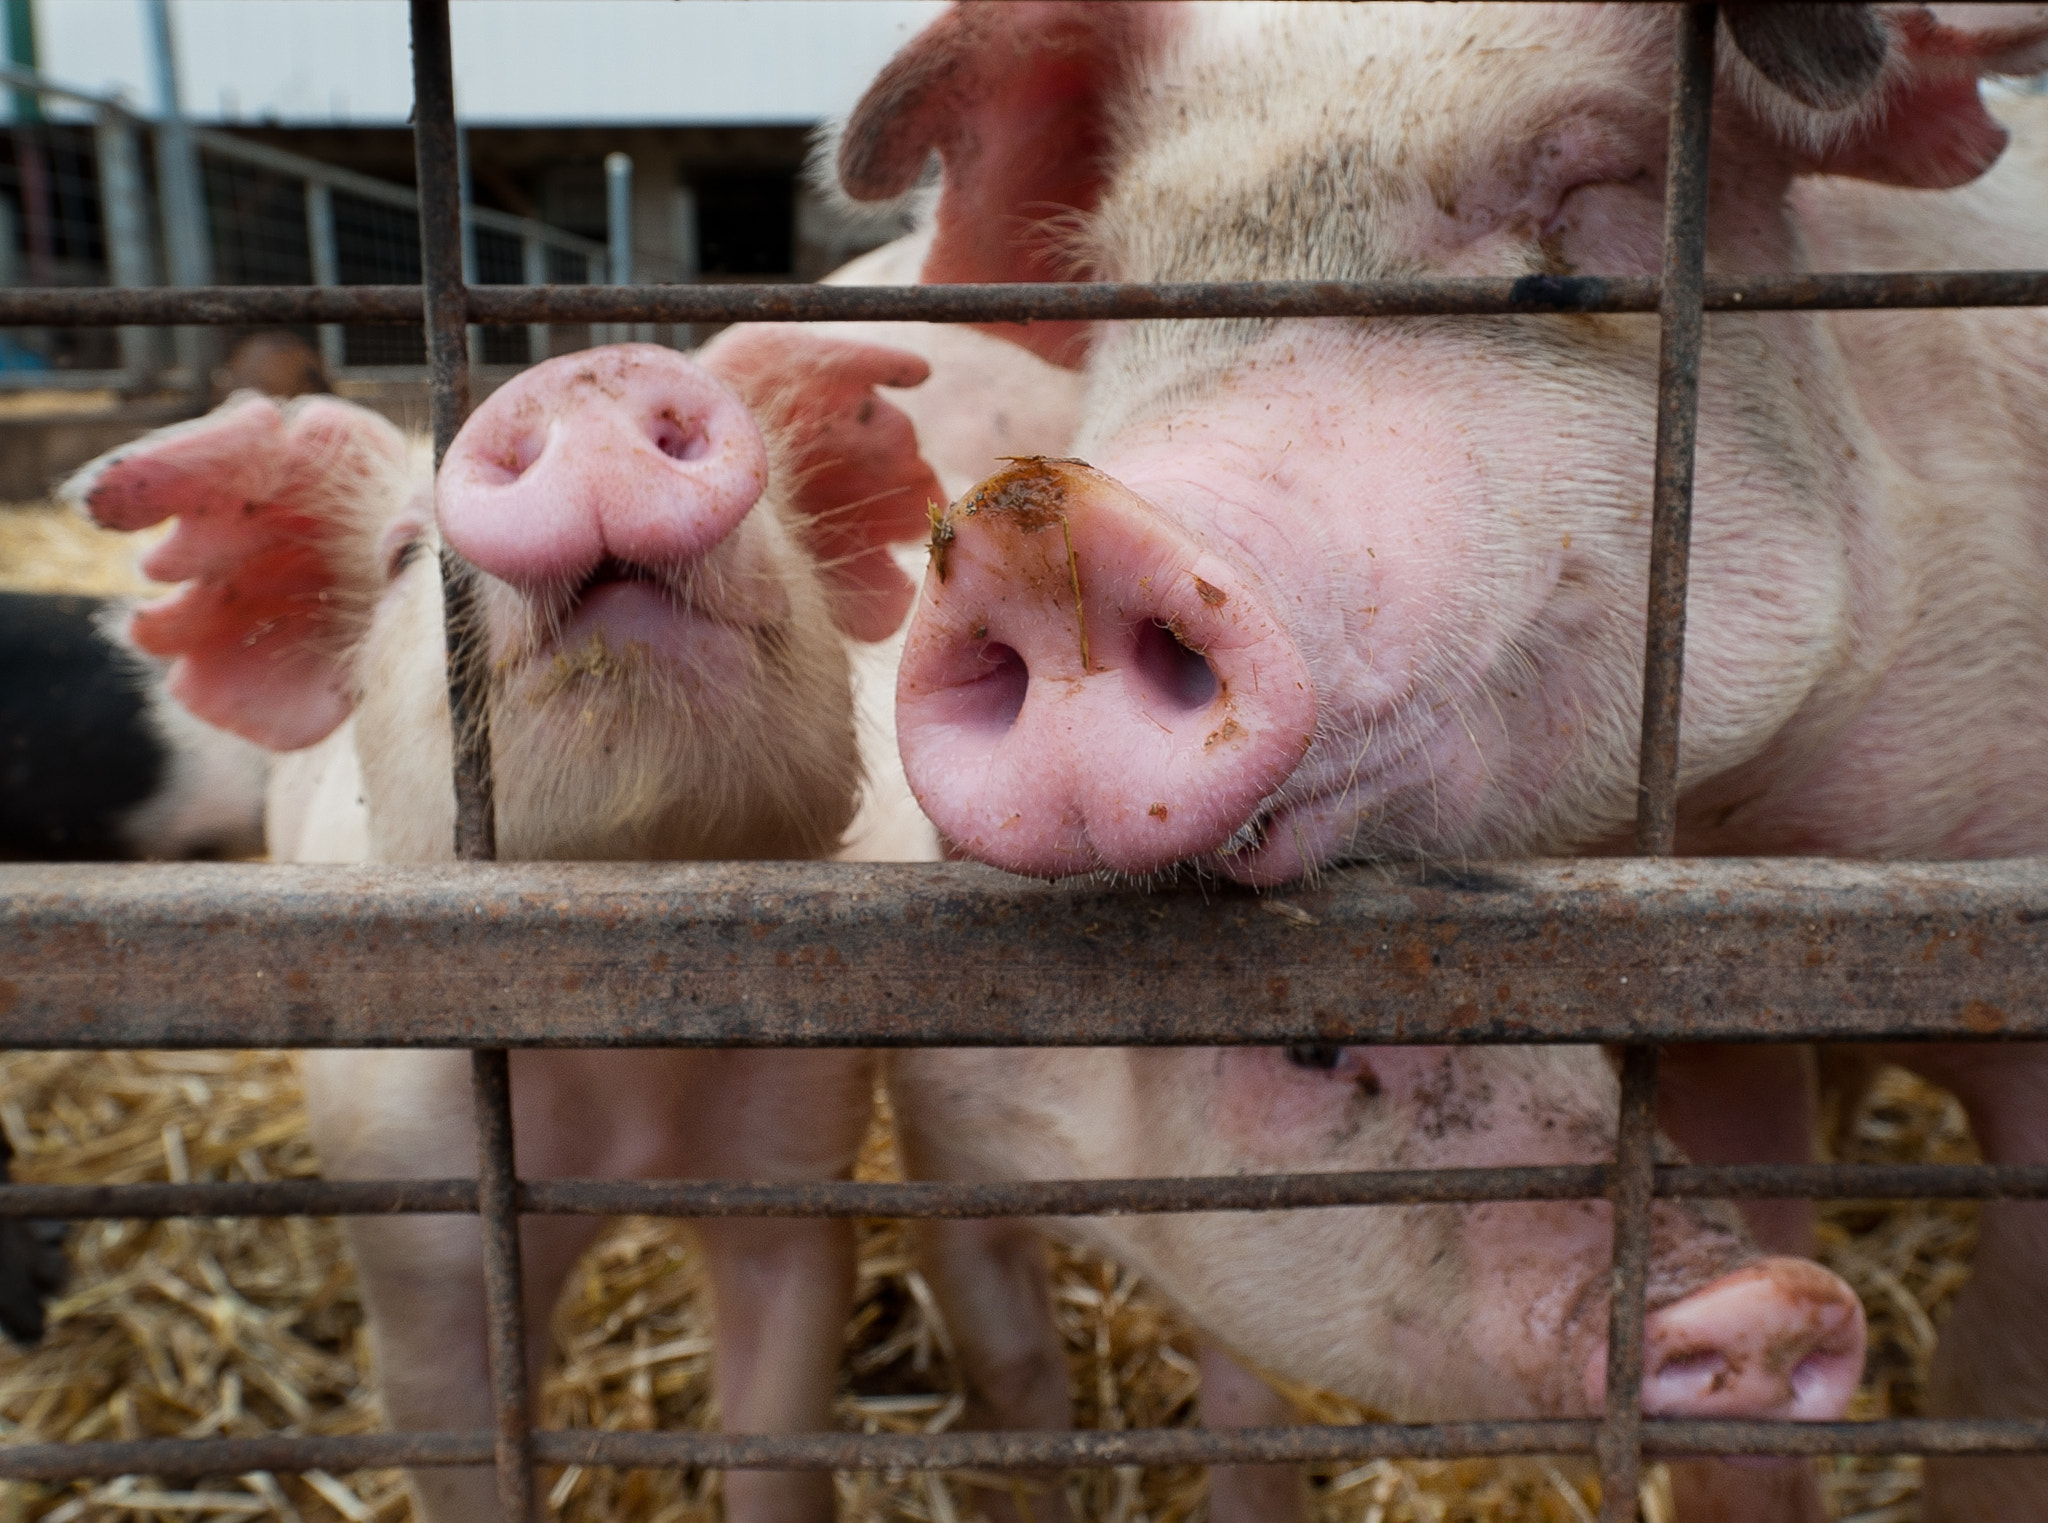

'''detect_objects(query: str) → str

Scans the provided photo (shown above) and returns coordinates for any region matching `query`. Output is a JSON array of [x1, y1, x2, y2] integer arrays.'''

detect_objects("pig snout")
[[437, 343, 772, 612], [898, 457, 1315, 876], [1585, 1257, 1866, 1426]]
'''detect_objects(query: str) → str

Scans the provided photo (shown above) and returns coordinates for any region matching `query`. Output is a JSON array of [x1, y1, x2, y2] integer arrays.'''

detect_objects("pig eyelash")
[[387, 537, 423, 580]]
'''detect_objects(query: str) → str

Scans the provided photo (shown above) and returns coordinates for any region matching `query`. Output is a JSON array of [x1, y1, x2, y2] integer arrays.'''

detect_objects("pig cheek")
[[1456, 1199, 1615, 1414], [353, 568, 460, 864]]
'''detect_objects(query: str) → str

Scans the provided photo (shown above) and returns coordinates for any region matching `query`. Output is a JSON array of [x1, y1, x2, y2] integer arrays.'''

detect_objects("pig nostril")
[[953, 641, 1029, 735], [650, 412, 710, 462], [1651, 1348, 1727, 1402], [1130, 619, 1220, 710]]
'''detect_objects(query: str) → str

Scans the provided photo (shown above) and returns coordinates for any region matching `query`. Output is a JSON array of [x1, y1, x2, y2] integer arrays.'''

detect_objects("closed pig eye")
[[386, 535, 424, 580], [1285, 1045, 1382, 1097]]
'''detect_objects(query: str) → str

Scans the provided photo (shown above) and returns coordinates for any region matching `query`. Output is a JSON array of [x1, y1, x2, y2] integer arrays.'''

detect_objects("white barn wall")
[[34, 1, 946, 126]]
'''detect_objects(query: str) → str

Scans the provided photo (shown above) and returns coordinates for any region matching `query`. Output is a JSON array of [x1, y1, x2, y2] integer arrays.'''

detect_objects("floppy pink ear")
[[700, 326, 947, 642], [1730, 3, 2048, 188], [836, 1, 1170, 367], [63, 394, 411, 750]]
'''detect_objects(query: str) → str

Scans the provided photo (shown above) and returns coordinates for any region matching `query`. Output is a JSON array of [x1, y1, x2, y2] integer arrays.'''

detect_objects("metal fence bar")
[[6, 1416, 2048, 1484], [1597, 1046, 1663, 1519], [470, 1050, 537, 1523], [11, 270, 2048, 329], [408, 7, 527, 1522], [92, 103, 158, 381], [7, 857, 2047, 1048], [1601, 8, 1715, 1516], [4, 1163, 2048, 1223], [303, 179, 345, 375]]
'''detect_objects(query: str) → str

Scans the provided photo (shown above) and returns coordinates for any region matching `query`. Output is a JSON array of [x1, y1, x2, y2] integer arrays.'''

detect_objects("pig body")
[[835, 5, 2048, 1518], [68, 341, 944, 1523], [0, 590, 267, 862]]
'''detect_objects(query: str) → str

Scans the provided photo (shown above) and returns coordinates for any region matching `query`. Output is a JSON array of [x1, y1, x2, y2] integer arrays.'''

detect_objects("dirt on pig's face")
[[888, 4, 1879, 883], [348, 477, 861, 865]]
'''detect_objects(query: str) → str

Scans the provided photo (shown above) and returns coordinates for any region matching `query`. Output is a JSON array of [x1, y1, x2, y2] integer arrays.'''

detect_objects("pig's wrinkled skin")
[[835, 4, 2048, 1519], [67, 344, 940, 1523]]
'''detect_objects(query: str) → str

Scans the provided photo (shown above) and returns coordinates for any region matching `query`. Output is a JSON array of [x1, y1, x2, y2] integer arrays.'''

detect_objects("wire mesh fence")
[[0, 60, 608, 389], [3, 2, 2048, 1521]]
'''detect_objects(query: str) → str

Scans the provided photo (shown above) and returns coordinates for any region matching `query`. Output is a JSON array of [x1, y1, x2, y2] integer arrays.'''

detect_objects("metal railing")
[[0, 58, 611, 390], [4, 3, 2048, 1521]]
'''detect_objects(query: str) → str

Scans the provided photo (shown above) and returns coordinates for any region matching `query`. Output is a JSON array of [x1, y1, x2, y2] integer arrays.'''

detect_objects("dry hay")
[[0, 505, 166, 598], [0, 1048, 1981, 1523]]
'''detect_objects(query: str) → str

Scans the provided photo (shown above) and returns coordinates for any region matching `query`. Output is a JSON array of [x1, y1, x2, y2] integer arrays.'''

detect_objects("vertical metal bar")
[[412, 7, 525, 1523], [145, 0, 213, 394], [94, 105, 159, 384], [468, 1048, 534, 1523], [408, 0, 494, 861], [603, 151, 632, 346], [1597, 1045, 1662, 1522], [304, 180, 345, 377], [521, 235, 548, 364], [1633, 1, 1716, 856], [457, 127, 482, 370], [1605, 7, 1715, 1520]]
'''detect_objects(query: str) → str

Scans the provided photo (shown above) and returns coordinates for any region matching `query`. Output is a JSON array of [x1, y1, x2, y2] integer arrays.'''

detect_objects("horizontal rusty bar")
[[2, 1163, 2043, 1222], [3, 270, 2048, 329], [5, 1417, 2047, 1481], [4, 858, 2046, 1048]]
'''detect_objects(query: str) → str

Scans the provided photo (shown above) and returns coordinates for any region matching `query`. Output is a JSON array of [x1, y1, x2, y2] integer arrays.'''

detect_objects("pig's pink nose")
[[436, 343, 769, 592], [1586, 1257, 1866, 1422], [897, 457, 1315, 876]]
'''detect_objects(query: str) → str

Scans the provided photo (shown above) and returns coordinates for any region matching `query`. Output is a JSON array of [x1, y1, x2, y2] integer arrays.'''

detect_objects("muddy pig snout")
[[1586, 1257, 1866, 1424], [437, 343, 770, 593], [897, 458, 1315, 876]]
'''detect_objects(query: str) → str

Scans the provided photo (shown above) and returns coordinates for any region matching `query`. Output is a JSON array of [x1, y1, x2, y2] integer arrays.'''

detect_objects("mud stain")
[[937, 458, 1096, 672]]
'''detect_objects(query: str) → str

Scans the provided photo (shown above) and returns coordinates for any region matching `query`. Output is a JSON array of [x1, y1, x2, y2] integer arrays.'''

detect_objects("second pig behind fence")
[[65, 338, 944, 1523]]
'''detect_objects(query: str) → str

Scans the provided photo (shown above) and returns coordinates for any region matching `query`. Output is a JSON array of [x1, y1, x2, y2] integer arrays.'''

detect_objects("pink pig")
[[67, 342, 943, 1523], [829, 3, 2048, 1520]]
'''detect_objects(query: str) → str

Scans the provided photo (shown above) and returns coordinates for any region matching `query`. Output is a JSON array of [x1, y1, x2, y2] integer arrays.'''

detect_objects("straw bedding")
[[0, 505, 1985, 1521]]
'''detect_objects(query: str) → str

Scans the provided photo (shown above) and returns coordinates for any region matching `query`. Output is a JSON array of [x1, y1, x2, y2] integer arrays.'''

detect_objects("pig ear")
[[699, 327, 947, 643], [62, 394, 412, 751], [1727, 3, 2048, 188], [836, 1, 1166, 367]]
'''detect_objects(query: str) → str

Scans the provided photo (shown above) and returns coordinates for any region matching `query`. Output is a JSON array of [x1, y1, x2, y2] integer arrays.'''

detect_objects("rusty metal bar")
[[1597, 1045, 1664, 1520], [1634, 3, 1716, 852], [4, 1162, 2047, 1223], [8, 271, 2048, 329], [409, 6, 525, 1520], [7, 1417, 2048, 1483], [409, 0, 494, 864], [7, 857, 2048, 1048], [1603, 8, 1715, 1517], [469, 1050, 537, 1523]]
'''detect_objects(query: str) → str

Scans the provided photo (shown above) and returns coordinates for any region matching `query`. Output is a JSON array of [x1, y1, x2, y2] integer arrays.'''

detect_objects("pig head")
[[842, 1, 2048, 882], [67, 343, 939, 865], [895, 1037, 1864, 1428]]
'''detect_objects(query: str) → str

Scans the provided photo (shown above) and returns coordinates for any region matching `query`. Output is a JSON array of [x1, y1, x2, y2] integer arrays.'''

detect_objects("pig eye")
[[387, 536, 424, 579], [1287, 1044, 1344, 1070], [1286, 1045, 1382, 1097]]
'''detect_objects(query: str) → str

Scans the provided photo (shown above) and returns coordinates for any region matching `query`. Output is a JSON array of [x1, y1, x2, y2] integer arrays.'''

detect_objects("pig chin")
[[478, 582, 860, 863]]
